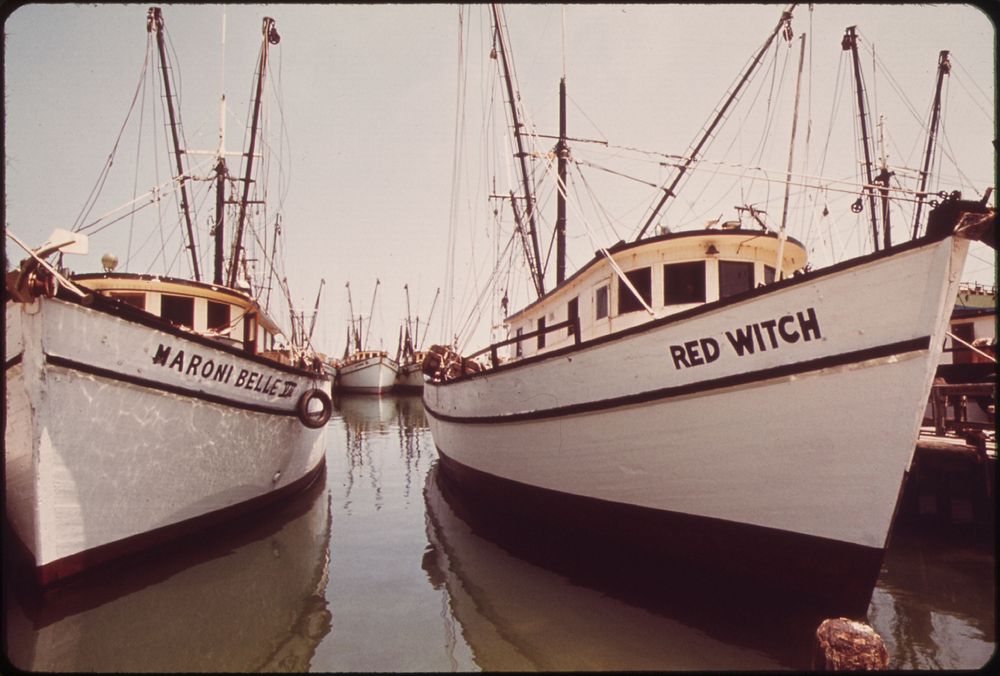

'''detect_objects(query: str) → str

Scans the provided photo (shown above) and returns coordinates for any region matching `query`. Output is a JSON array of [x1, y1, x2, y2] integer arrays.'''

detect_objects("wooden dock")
[[897, 426, 995, 527]]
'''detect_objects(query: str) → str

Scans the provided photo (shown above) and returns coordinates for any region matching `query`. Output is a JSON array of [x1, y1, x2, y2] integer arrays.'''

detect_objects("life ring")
[[296, 388, 332, 428]]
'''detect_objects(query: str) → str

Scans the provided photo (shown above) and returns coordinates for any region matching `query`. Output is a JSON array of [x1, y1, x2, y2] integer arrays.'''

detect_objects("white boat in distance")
[[336, 280, 399, 394], [394, 285, 439, 392], [4, 8, 331, 587], [337, 350, 400, 394], [422, 4, 995, 614]]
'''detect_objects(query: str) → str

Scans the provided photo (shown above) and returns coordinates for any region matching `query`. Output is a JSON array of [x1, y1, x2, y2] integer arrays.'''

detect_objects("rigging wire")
[[72, 37, 155, 236]]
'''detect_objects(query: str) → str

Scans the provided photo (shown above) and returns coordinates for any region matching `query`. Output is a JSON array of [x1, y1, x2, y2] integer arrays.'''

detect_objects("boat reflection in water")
[[423, 462, 840, 671], [3, 464, 332, 672], [337, 393, 429, 504]]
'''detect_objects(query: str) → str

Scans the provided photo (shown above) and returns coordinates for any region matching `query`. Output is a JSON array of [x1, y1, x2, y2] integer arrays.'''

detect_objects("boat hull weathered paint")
[[424, 230, 975, 612], [395, 362, 425, 392], [4, 293, 329, 586], [337, 354, 399, 394]]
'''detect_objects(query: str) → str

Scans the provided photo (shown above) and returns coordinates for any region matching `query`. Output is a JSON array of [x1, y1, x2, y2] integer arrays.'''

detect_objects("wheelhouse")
[[504, 229, 808, 360], [73, 273, 284, 355]]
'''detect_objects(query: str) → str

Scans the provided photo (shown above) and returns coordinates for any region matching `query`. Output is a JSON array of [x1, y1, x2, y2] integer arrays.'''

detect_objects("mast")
[[875, 116, 894, 248], [346, 282, 357, 351], [404, 283, 414, 360], [842, 25, 881, 252], [213, 10, 228, 285], [776, 32, 807, 282], [213, 158, 226, 284], [491, 3, 545, 297], [555, 76, 568, 285], [364, 279, 380, 352], [635, 3, 797, 240], [404, 283, 413, 343], [307, 278, 325, 343], [227, 16, 280, 288], [912, 50, 951, 239], [147, 7, 201, 281], [420, 287, 441, 351]]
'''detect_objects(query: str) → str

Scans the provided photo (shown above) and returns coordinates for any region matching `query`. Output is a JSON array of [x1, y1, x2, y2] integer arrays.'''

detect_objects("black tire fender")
[[296, 388, 332, 428]]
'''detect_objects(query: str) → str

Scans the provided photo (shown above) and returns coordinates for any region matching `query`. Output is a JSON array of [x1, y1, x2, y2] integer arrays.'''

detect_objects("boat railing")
[[467, 316, 582, 368]]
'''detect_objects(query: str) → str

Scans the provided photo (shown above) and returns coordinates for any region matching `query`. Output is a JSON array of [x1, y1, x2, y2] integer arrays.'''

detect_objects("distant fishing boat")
[[336, 280, 399, 394], [4, 7, 331, 587], [422, 3, 995, 614], [395, 285, 439, 392]]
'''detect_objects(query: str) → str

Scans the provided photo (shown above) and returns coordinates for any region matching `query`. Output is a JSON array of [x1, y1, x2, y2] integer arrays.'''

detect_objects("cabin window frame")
[[243, 312, 258, 353], [718, 260, 755, 299], [663, 260, 707, 305], [160, 294, 195, 329], [110, 292, 146, 310], [595, 284, 609, 320], [617, 267, 652, 315], [763, 264, 776, 286], [207, 300, 231, 331], [567, 297, 579, 337]]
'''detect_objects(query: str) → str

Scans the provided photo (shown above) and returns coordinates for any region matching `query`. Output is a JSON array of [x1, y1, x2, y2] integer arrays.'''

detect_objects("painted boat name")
[[151, 343, 298, 397], [669, 307, 822, 370]]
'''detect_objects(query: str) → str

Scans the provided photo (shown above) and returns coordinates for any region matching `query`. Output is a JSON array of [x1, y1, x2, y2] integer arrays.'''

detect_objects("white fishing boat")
[[4, 8, 331, 587], [422, 4, 995, 613], [337, 350, 399, 394], [396, 357, 425, 391], [336, 280, 399, 394], [394, 285, 439, 392]]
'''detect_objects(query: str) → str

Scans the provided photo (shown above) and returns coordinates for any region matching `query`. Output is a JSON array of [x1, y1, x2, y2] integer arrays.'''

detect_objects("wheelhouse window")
[[595, 285, 609, 320], [763, 265, 776, 285], [567, 297, 579, 337], [719, 261, 754, 299], [664, 261, 706, 304], [617, 267, 652, 314], [161, 294, 194, 328], [110, 292, 146, 310], [537, 317, 547, 349], [243, 312, 258, 353], [515, 327, 524, 357], [207, 301, 231, 331]]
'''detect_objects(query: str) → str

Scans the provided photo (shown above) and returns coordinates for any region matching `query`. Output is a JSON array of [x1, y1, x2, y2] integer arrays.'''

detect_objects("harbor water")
[[3, 394, 995, 671]]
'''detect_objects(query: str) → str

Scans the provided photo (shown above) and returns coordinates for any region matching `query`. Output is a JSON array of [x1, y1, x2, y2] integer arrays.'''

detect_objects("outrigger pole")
[[635, 3, 797, 241], [148, 7, 201, 281], [912, 50, 952, 239]]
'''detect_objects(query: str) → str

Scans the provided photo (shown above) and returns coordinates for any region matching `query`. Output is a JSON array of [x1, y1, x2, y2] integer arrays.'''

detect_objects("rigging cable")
[[72, 38, 155, 236]]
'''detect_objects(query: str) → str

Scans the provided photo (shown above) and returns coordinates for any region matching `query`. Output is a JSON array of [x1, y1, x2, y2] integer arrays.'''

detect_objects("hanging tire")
[[296, 388, 332, 428]]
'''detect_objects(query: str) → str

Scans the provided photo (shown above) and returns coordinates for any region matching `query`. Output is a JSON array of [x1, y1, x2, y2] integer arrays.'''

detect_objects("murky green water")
[[3, 394, 994, 670]]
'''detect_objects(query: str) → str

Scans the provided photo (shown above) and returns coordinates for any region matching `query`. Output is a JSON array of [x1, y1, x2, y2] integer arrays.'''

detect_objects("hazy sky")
[[4, 3, 996, 355]]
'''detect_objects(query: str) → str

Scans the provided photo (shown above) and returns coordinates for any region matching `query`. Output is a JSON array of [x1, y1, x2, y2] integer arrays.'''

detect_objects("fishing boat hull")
[[395, 362, 425, 392], [424, 230, 977, 613], [4, 294, 329, 587], [336, 355, 399, 394]]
